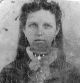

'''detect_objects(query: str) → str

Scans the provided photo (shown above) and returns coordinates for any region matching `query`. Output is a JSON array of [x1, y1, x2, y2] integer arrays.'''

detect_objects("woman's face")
[[23, 9, 59, 47]]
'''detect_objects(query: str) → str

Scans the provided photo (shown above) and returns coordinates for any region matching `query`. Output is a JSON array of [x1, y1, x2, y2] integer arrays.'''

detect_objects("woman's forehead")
[[27, 9, 56, 23]]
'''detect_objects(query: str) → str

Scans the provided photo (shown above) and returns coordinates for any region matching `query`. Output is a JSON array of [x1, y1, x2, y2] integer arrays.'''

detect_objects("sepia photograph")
[[0, 0, 80, 83]]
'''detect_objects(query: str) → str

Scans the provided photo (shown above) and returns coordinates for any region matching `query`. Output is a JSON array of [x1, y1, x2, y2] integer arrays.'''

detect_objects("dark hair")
[[15, 0, 65, 61]]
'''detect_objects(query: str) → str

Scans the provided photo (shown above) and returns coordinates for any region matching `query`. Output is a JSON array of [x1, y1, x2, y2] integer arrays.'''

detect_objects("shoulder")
[[0, 59, 30, 83], [0, 61, 22, 83], [64, 62, 80, 83], [68, 66, 80, 83], [0, 59, 31, 83]]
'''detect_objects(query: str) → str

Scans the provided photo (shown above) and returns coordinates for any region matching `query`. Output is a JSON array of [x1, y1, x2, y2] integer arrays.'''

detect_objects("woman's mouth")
[[34, 39, 45, 42], [35, 39, 45, 43]]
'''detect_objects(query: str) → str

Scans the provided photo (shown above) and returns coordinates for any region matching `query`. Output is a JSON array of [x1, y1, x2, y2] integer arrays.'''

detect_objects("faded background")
[[0, 0, 80, 71]]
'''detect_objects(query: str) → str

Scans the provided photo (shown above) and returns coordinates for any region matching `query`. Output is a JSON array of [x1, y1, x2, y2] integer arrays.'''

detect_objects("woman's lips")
[[34, 39, 45, 42]]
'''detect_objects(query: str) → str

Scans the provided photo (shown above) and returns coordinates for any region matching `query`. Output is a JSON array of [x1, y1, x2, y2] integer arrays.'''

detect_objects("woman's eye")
[[43, 23, 52, 29], [28, 23, 38, 28]]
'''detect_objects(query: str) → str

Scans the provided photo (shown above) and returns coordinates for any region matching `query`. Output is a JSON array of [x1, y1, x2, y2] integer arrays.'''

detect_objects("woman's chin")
[[30, 41, 52, 55]]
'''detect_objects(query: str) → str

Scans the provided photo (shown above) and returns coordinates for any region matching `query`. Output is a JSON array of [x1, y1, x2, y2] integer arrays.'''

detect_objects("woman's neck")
[[40, 47, 58, 67], [29, 47, 58, 71]]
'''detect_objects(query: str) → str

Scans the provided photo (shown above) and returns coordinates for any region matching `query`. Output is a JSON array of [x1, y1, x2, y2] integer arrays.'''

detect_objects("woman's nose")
[[36, 27, 43, 37]]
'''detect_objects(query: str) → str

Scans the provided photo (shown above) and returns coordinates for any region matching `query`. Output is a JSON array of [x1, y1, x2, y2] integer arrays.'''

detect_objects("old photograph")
[[0, 0, 80, 83]]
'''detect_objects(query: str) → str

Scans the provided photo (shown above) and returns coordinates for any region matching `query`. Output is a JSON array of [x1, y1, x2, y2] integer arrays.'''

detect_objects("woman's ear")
[[55, 27, 60, 36], [23, 28, 25, 34]]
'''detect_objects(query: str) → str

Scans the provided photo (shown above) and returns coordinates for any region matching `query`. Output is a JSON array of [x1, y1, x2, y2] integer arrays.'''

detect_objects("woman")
[[0, 0, 80, 83]]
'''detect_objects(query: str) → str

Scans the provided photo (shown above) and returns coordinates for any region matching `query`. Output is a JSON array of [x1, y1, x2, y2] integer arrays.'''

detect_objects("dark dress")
[[0, 53, 80, 83]]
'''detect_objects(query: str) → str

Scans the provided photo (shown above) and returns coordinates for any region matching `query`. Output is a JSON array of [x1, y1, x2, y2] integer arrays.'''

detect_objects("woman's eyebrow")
[[28, 22, 38, 27], [43, 23, 53, 27]]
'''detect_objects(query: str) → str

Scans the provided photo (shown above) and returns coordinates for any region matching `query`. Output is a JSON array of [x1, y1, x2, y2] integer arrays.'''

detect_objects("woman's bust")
[[0, 49, 80, 83], [0, 0, 80, 83]]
